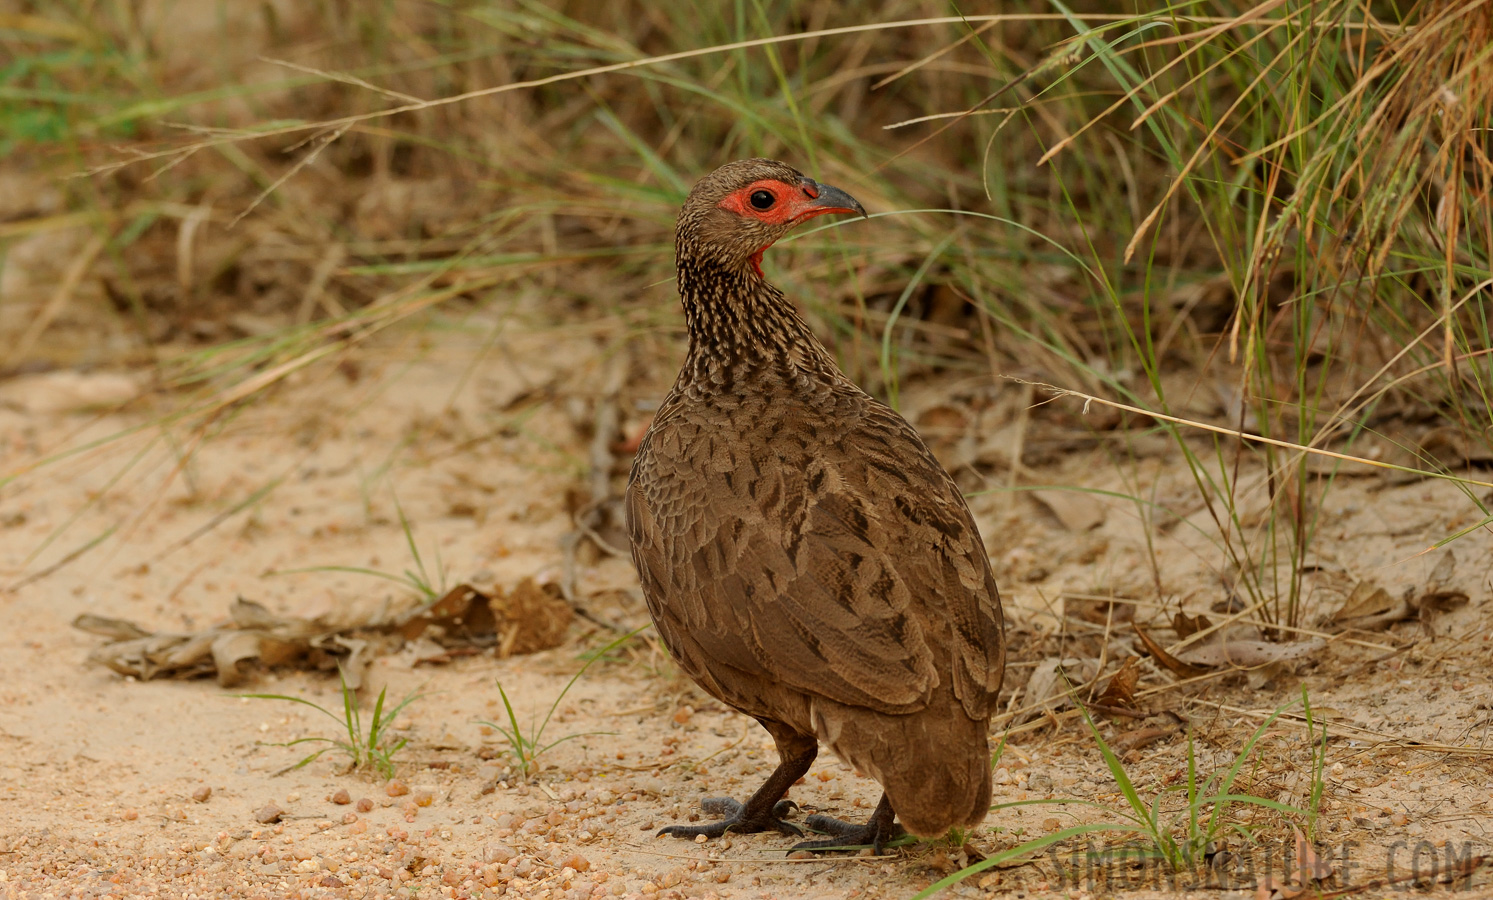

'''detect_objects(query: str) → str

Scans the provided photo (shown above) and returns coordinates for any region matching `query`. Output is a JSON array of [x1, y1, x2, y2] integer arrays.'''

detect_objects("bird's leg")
[[793, 792, 906, 855], [658, 723, 816, 841]]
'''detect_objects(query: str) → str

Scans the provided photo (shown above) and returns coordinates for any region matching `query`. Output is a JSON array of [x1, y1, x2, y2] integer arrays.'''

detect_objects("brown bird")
[[626, 159, 1005, 853]]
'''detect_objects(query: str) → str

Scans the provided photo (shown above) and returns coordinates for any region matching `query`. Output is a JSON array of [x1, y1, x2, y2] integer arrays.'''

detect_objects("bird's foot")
[[791, 812, 908, 855], [657, 798, 802, 840]]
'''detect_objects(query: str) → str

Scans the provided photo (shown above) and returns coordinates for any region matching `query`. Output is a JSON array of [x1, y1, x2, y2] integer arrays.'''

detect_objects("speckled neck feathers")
[[673, 244, 839, 394]]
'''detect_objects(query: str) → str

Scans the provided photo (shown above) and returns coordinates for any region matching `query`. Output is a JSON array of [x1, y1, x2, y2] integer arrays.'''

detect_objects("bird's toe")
[[657, 796, 803, 841], [698, 797, 744, 818], [793, 815, 907, 855]]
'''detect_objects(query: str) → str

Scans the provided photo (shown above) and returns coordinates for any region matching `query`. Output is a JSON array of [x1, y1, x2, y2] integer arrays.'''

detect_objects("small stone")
[[483, 843, 517, 864], [1042, 817, 1062, 832], [191, 786, 212, 803], [562, 852, 590, 872], [331, 789, 352, 805], [413, 789, 434, 807], [386, 780, 410, 797], [356, 798, 374, 813], [1391, 812, 1410, 827], [122, 808, 139, 821], [319, 875, 344, 888], [254, 804, 284, 824], [342, 813, 358, 825]]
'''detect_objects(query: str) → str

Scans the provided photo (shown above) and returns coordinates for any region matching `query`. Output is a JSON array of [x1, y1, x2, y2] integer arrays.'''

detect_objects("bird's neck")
[[675, 253, 840, 392]]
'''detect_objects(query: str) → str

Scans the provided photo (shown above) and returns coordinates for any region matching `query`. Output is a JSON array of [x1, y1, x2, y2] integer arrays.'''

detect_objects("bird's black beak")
[[801, 179, 868, 220]]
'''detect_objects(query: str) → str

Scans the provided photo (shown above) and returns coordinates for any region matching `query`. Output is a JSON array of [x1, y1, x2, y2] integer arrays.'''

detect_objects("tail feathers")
[[812, 699, 991, 837]]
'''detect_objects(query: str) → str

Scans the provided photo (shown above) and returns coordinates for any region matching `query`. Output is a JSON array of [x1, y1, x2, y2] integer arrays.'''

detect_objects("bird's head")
[[676, 158, 866, 279]]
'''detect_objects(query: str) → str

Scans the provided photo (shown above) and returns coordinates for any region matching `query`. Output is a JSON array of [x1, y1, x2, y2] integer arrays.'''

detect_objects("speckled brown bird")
[[626, 159, 1005, 853]]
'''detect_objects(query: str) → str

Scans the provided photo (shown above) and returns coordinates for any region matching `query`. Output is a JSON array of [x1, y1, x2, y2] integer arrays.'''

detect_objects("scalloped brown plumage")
[[626, 159, 1005, 853]]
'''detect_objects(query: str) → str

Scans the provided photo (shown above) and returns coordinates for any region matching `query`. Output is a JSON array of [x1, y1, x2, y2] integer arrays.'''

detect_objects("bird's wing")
[[627, 403, 1004, 719]]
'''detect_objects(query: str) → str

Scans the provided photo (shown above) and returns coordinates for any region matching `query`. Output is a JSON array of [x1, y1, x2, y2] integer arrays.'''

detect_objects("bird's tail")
[[812, 700, 992, 837]]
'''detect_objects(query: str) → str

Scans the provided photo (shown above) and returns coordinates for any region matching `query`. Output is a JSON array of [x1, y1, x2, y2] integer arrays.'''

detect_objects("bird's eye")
[[749, 190, 775, 210]]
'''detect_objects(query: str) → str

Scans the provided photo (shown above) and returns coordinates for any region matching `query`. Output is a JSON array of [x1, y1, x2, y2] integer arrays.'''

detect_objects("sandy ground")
[[4, 312, 1493, 900]]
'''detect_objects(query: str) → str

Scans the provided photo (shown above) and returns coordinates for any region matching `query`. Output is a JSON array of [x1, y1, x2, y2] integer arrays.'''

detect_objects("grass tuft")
[[239, 667, 421, 780]]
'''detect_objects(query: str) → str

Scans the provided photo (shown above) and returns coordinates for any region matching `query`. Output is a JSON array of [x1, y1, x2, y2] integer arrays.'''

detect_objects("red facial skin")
[[717, 179, 859, 277]]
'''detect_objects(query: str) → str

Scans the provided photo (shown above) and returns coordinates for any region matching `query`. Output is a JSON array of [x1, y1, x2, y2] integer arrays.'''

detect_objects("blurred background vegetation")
[[2, 0, 1491, 626]]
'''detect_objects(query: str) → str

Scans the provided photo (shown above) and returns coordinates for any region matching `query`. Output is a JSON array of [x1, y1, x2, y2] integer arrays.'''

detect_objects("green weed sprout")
[[913, 693, 1316, 898], [271, 492, 448, 603], [480, 627, 643, 779], [240, 667, 421, 779]]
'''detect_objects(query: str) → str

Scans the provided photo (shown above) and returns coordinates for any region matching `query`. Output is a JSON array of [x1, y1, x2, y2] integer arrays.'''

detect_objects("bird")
[[625, 158, 1005, 854]]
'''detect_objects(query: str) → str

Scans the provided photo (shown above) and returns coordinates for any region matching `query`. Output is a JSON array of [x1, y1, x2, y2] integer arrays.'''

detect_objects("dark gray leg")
[[658, 720, 816, 841]]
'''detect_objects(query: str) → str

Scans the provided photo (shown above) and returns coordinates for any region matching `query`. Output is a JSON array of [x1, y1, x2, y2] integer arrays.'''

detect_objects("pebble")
[[356, 797, 374, 813], [191, 785, 212, 803], [1027, 773, 1054, 792], [386, 780, 410, 797], [331, 788, 352, 805], [253, 803, 284, 824]]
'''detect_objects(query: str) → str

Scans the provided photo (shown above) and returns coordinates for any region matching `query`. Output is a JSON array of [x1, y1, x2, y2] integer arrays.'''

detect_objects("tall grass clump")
[[2, 1, 1489, 620]]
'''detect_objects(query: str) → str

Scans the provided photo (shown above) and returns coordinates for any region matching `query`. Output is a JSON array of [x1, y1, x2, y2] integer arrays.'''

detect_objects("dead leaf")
[[1093, 657, 1140, 709], [1292, 825, 1334, 882], [1019, 657, 1096, 722], [210, 631, 267, 687], [1113, 724, 1179, 754], [74, 577, 574, 687], [1176, 638, 1325, 668], [1415, 589, 1469, 615], [71, 614, 152, 642], [1326, 580, 1410, 631], [1172, 610, 1212, 639], [1031, 490, 1106, 532], [404, 637, 454, 666], [1427, 549, 1456, 590], [1133, 625, 1208, 679], [397, 583, 498, 641], [1064, 595, 1135, 625]]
